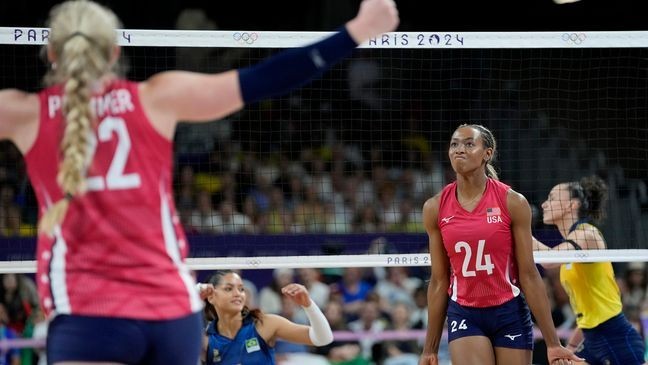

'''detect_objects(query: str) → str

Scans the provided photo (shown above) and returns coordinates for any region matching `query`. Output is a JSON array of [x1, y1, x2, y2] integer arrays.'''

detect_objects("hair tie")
[[63, 31, 95, 45], [64, 192, 74, 201]]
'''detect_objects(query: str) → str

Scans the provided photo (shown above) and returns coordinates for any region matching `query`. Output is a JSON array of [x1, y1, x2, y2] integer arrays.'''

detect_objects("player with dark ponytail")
[[535, 175, 646, 365]]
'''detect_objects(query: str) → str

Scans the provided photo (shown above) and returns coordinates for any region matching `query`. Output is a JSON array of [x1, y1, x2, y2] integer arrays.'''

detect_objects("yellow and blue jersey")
[[559, 223, 622, 329]]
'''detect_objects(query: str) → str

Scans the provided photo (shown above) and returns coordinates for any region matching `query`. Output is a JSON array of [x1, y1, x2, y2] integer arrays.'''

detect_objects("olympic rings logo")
[[561, 32, 587, 45], [573, 252, 590, 259], [233, 32, 259, 44], [245, 259, 262, 267]]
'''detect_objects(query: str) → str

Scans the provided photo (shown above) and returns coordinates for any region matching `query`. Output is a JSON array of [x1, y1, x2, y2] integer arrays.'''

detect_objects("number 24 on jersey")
[[454, 240, 495, 277]]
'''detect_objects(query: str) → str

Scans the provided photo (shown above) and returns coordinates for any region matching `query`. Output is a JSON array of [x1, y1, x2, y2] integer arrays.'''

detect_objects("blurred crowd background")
[[1, 1, 648, 364]]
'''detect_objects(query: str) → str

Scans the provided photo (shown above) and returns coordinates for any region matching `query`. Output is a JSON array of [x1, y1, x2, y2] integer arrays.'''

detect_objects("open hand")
[[547, 345, 585, 365]]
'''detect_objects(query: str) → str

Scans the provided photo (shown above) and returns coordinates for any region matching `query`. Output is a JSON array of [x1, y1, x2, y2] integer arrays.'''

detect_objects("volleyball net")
[[0, 28, 647, 273]]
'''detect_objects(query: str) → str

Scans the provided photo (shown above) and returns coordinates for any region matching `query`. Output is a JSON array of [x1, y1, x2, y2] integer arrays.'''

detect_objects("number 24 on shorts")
[[450, 319, 468, 332]]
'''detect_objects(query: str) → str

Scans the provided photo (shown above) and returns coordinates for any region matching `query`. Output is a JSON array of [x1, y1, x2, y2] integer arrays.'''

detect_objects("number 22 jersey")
[[438, 178, 520, 307], [25, 79, 202, 320]]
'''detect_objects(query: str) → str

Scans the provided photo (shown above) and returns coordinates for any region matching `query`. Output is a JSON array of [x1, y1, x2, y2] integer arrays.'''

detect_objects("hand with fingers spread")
[[547, 345, 585, 365], [281, 283, 311, 307]]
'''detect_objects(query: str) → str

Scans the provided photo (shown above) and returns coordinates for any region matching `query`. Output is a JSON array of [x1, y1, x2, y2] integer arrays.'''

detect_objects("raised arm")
[[419, 195, 450, 365], [139, 0, 399, 139], [0, 89, 40, 153], [507, 190, 583, 364], [260, 283, 333, 347]]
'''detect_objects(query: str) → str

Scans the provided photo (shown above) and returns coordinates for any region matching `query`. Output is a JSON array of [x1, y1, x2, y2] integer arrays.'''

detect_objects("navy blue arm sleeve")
[[237, 27, 358, 104]]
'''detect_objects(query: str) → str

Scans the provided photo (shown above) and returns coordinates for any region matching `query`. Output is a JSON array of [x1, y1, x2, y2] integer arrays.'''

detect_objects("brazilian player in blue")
[[534, 175, 646, 365], [197, 270, 333, 365]]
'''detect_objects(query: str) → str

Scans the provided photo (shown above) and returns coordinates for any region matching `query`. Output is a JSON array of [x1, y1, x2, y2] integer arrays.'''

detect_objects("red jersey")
[[25, 79, 202, 320], [438, 178, 520, 307]]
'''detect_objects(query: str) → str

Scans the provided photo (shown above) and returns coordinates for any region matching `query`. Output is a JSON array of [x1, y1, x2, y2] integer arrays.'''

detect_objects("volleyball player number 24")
[[86, 116, 141, 191], [455, 240, 494, 277]]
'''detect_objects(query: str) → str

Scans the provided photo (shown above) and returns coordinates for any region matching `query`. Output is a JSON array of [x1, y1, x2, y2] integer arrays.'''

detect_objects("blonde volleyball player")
[[534, 175, 646, 365], [0, 0, 398, 363], [419, 124, 582, 365]]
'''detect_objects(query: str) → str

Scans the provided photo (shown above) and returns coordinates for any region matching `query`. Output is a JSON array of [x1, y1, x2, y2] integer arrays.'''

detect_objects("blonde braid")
[[39, 0, 119, 236]]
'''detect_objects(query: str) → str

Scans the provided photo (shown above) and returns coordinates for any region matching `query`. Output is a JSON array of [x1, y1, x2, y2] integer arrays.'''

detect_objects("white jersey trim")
[[43, 189, 71, 314], [159, 184, 203, 312], [51, 226, 71, 313], [451, 273, 458, 301], [506, 255, 521, 297]]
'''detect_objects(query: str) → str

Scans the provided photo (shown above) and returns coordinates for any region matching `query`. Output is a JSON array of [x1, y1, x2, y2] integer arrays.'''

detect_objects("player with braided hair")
[[0, 0, 398, 363]]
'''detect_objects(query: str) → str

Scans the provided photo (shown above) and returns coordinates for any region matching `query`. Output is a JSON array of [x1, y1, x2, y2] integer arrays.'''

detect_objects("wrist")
[[545, 339, 562, 348], [301, 298, 315, 310], [566, 342, 579, 349], [422, 345, 439, 355], [345, 19, 368, 44], [421, 350, 438, 358]]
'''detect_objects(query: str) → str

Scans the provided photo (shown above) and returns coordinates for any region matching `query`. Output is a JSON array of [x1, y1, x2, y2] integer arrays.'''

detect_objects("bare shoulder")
[[139, 69, 242, 127], [0, 89, 39, 117], [506, 188, 528, 205], [138, 71, 184, 101], [423, 192, 442, 214], [505, 189, 533, 225], [567, 224, 605, 249], [422, 192, 443, 232], [0, 88, 36, 99], [423, 192, 441, 218], [137, 71, 189, 139], [0, 89, 40, 152], [506, 188, 531, 211]]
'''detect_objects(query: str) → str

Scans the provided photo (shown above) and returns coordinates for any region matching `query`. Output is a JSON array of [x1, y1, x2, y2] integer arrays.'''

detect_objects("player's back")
[[438, 178, 520, 307], [26, 79, 201, 320]]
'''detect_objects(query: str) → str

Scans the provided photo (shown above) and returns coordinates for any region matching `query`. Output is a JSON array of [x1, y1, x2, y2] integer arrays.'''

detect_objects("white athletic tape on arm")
[[303, 299, 334, 346]]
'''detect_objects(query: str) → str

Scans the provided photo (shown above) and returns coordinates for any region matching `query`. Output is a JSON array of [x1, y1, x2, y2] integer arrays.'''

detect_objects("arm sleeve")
[[302, 299, 334, 346], [238, 27, 357, 104]]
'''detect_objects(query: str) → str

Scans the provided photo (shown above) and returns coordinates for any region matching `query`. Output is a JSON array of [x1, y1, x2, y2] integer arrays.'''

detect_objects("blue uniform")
[[206, 316, 275, 365], [47, 312, 202, 364], [575, 313, 644, 365], [561, 220, 645, 364], [447, 295, 534, 350]]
